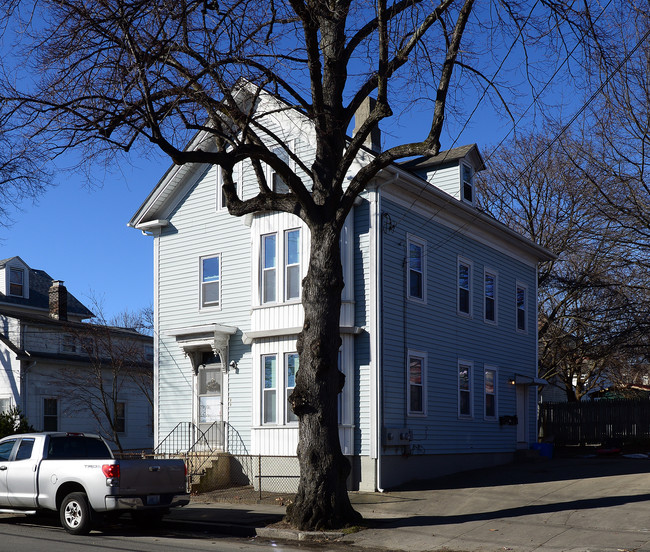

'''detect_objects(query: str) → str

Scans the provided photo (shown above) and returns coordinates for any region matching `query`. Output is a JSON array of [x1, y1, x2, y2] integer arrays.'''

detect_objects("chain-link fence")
[[189, 454, 298, 504]]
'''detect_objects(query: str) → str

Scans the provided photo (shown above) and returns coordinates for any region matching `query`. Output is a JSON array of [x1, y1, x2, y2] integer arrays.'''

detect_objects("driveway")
[[342, 454, 650, 552]]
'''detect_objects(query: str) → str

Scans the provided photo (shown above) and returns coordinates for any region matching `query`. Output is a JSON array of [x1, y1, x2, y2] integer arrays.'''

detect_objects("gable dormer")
[[400, 144, 485, 207], [0, 256, 30, 300]]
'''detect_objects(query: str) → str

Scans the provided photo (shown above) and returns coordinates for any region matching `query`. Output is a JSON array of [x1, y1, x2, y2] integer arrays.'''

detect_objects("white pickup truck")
[[0, 432, 189, 534]]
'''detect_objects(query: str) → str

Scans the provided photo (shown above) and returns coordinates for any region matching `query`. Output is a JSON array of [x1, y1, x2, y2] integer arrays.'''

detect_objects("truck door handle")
[[0, 466, 6, 471], [149, 466, 161, 472]]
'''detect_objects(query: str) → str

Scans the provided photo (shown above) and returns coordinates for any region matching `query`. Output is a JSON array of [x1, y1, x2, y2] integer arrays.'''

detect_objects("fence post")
[[258, 455, 262, 501]]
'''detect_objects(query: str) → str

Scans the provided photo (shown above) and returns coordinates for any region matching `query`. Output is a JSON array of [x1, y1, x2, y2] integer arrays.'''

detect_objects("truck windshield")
[[47, 436, 111, 459]]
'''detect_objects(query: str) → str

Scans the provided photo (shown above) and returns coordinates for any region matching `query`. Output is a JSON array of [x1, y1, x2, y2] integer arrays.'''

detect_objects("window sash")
[[484, 272, 496, 322], [462, 164, 473, 203], [262, 235, 277, 303], [9, 268, 23, 296], [485, 369, 496, 419], [408, 242, 424, 299], [262, 355, 277, 424], [201, 256, 220, 307], [408, 356, 425, 414], [516, 286, 526, 331], [458, 262, 471, 314], [285, 230, 301, 301], [459, 363, 472, 417], [115, 402, 126, 433], [43, 398, 58, 431], [285, 353, 299, 423]]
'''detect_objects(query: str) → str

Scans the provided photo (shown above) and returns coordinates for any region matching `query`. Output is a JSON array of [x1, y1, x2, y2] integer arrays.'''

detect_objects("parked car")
[[0, 432, 189, 534]]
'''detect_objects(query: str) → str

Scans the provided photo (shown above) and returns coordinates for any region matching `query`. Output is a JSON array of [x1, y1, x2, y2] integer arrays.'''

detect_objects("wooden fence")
[[539, 399, 650, 446]]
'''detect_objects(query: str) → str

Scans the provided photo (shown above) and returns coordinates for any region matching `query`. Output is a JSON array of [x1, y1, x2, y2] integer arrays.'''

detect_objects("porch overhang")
[[165, 323, 238, 374], [514, 374, 547, 386]]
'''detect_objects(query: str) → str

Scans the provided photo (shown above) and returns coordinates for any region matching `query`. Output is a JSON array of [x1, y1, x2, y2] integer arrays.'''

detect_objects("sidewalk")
[[167, 455, 650, 551]]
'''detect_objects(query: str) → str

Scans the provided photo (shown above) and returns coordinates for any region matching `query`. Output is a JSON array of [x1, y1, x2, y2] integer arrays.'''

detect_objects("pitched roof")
[[399, 144, 485, 172], [0, 260, 94, 319]]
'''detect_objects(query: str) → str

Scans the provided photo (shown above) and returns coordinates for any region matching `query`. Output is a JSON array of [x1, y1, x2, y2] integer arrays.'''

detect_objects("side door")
[[0, 439, 18, 506], [7, 437, 38, 508]]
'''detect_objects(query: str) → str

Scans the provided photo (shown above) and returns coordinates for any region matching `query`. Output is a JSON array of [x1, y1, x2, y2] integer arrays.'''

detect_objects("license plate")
[[146, 495, 160, 505]]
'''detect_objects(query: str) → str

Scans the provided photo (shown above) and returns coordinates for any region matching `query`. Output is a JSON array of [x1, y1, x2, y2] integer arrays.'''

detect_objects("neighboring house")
[[129, 87, 553, 490], [0, 256, 154, 451]]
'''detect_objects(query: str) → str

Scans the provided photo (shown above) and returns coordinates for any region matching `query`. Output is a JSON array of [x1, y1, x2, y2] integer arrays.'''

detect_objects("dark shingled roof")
[[399, 144, 485, 172], [0, 257, 94, 319]]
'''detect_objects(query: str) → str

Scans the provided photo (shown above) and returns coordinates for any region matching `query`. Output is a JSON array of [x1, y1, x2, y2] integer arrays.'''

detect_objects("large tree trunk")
[[285, 224, 362, 530]]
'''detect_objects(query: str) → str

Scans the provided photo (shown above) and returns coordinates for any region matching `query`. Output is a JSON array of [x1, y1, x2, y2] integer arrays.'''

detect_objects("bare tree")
[[479, 134, 650, 401], [0, 0, 605, 529], [54, 304, 153, 452]]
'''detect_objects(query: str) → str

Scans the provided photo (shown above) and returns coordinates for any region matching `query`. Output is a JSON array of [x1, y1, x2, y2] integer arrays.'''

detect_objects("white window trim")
[[200, 254, 222, 310], [407, 235, 427, 304], [284, 228, 301, 303], [484, 365, 498, 421], [115, 401, 127, 434], [285, 352, 299, 425], [42, 397, 59, 432], [261, 353, 278, 425], [516, 281, 528, 334], [8, 267, 25, 298], [457, 257, 473, 318], [458, 359, 473, 419], [460, 161, 474, 206], [484, 268, 498, 325], [260, 233, 278, 305], [407, 350, 427, 417]]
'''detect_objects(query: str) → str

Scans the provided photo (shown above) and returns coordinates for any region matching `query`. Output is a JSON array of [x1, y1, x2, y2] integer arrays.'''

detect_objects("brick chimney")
[[353, 96, 381, 153], [49, 280, 68, 321]]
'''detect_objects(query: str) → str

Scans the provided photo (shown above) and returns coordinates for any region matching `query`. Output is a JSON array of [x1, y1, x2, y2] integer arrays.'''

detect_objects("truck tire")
[[60, 492, 93, 535]]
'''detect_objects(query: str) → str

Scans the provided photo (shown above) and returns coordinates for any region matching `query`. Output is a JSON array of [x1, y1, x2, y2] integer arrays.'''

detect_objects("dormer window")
[[9, 267, 24, 297], [461, 163, 474, 204]]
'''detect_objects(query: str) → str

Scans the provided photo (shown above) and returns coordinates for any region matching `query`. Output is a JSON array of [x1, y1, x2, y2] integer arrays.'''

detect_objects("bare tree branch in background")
[[52, 300, 153, 452], [479, 133, 650, 401]]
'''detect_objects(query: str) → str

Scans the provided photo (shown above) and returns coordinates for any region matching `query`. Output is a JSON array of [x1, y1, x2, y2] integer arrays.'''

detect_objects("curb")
[[256, 526, 345, 542]]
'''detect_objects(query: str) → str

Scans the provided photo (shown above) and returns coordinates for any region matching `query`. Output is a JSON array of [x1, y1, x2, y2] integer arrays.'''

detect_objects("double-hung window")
[[458, 361, 473, 417], [484, 270, 497, 323], [285, 353, 299, 423], [43, 398, 58, 431], [115, 402, 126, 433], [407, 352, 426, 416], [216, 164, 241, 211], [9, 267, 24, 297], [201, 255, 221, 308], [285, 229, 301, 301], [516, 283, 527, 332], [262, 355, 277, 424], [271, 147, 291, 193], [461, 163, 474, 204], [261, 234, 277, 304], [458, 258, 472, 316], [484, 367, 497, 420], [407, 237, 425, 302]]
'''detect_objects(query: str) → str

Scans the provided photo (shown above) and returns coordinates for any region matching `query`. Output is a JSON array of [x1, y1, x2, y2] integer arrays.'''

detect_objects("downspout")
[[375, 172, 399, 493]]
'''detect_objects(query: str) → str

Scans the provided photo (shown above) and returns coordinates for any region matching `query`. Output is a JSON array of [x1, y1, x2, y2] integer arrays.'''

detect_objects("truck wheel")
[[60, 492, 93, 535]]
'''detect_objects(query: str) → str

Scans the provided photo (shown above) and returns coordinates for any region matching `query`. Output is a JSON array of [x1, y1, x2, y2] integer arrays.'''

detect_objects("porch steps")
[[190, 452, 233, 494]]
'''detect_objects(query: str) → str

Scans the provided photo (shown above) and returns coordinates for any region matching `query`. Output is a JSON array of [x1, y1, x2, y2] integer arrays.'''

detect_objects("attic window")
[[461, 163, 474, 204], [9, 268, 24, 297]]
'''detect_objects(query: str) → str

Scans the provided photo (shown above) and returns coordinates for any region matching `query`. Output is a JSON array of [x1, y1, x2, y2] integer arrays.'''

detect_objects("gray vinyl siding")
[[354, 197, 372, 456], [380, 195, 538, 456], [157, 163, 253, 448]]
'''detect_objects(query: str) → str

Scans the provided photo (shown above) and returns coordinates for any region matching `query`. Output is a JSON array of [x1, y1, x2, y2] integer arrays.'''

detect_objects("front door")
[[196, 362, 223, 450]]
